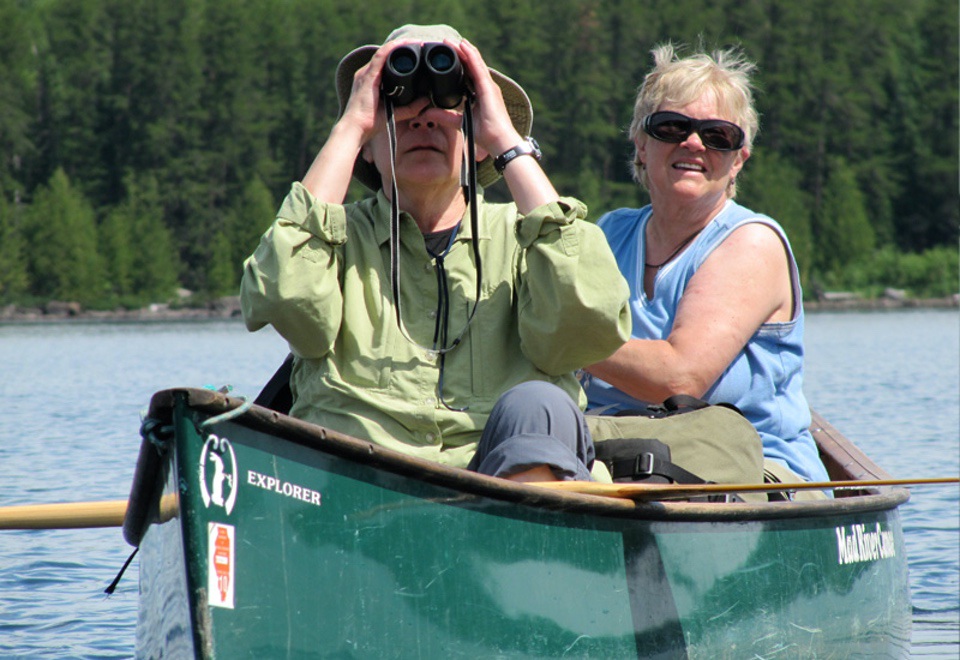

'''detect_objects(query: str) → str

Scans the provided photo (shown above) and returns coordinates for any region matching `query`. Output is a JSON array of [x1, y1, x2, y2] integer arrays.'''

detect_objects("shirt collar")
[[371, 187, 491, 247]]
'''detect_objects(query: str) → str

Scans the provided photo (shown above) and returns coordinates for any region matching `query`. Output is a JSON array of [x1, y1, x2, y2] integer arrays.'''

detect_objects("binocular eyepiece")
[[381, 43, 466, 109]]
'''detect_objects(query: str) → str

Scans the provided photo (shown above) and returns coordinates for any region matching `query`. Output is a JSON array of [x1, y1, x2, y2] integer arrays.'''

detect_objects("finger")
[[358, 45, 394, 88], [455, 40, 514, 131], [454, 39, 494, 92], [348, 43, 414, 118], [355, 38, 415, 90]]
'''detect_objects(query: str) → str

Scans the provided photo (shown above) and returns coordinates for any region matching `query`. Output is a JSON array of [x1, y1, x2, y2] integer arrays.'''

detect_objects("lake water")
[[0, 310, 957, 658]]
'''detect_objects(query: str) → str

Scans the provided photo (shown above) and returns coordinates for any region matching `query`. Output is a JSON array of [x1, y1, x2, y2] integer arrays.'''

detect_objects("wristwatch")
[[493, 137, 542, 174]]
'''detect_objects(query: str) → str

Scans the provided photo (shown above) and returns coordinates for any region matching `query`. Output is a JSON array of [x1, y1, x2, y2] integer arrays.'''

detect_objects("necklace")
[[644, 227, 703, 269]]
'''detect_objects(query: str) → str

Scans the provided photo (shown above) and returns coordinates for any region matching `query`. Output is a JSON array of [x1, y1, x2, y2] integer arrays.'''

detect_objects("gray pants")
[[468, 381, 595, 481]]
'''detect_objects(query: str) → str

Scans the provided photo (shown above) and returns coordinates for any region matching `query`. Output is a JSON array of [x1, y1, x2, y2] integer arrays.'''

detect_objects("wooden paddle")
[[0, 494, 177, 530], [532, 477, 960, 501], [1, 478, 955, 528], [0, 500, 127, 530]]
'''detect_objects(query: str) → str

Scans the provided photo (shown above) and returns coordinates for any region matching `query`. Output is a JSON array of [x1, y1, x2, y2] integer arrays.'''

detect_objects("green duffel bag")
[[586, 395, 765, 503]]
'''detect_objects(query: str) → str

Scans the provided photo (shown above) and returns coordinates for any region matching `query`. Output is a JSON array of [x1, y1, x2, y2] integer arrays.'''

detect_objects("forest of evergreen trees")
[[0, 0, 956, 310]]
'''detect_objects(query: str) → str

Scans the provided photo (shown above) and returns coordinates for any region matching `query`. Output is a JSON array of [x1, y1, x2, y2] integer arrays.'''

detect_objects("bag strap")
[[663, 394, 745, 417], [614, 394, 743, 418], [662, 394, 710, 411], [604, 444, 707, 484]]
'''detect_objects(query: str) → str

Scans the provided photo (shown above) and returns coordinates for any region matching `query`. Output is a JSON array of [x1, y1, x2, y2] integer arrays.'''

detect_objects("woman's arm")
[[587, 222, 795, 401], [301, 40, 430, 202], [240, 185, 349, 359], [454, 39, 558, 213]]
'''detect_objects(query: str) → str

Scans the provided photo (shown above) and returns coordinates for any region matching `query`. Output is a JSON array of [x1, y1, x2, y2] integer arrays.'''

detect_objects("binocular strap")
[[384, 99, 483, 410]]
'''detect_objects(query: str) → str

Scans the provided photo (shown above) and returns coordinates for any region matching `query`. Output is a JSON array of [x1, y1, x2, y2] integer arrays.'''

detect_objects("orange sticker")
[[208, 522, 235, 608]]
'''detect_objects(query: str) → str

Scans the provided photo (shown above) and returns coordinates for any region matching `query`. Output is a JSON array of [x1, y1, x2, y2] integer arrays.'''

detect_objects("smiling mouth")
[[673, 162, 705, 173]]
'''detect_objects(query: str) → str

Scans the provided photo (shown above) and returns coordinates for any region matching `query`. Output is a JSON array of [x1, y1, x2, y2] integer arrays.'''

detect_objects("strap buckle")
[[633, 452, 656, 479]]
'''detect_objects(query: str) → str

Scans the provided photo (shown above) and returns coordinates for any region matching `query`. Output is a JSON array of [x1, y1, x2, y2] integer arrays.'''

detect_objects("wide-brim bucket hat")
[[335, 24, 534, 191]]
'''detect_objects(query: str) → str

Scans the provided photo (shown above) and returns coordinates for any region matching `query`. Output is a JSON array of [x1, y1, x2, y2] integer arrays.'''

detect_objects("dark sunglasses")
[[642, 111, 745, 151]]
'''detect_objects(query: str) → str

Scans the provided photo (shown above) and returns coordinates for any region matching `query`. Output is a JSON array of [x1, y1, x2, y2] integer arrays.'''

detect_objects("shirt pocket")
[[461, 279, 518, 399], [333, 277, 396, 390]]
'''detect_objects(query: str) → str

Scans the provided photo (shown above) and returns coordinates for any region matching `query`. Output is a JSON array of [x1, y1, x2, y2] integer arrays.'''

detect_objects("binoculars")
[[381, 43, 466, 109]]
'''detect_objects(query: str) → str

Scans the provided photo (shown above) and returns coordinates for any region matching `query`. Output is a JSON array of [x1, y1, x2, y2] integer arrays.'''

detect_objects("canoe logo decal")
[[208, 522, 235, 609], [836, 522, 897, 565], [199, 434, 238, 515]]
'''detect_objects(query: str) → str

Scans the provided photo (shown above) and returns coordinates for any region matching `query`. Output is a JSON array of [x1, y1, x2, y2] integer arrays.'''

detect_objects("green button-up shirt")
[[241, 183, 630, 467]]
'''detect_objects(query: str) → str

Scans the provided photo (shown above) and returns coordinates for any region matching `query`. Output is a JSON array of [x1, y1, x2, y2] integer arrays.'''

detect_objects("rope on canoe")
[[140, 417, 174, 454], [104, 546, 139, 596], [200, 396, 253, 430], [112, 387, 249, 597]]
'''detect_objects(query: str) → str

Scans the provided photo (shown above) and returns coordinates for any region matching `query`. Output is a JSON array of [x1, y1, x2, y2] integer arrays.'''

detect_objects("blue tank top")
[[583, 201, 829, 482]]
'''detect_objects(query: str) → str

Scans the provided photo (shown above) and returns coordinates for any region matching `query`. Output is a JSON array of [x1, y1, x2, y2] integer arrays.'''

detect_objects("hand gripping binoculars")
[[381, 42, 466, 109]]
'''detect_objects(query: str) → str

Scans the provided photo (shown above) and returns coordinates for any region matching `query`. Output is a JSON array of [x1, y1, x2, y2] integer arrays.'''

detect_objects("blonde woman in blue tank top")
[[582, 43, 830, 489]]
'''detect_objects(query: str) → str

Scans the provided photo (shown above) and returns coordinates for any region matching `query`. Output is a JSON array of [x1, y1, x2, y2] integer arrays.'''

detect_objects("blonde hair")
[[628, 43, 759, 197]]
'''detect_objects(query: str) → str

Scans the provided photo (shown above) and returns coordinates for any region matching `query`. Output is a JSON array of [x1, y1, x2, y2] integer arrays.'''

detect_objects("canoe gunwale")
[[123, 387, 908, 546], [810, 409, 894, 481]]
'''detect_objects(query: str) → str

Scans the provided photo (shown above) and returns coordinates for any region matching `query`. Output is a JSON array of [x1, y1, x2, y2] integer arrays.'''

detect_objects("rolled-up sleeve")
[[240, 182, 348, 359], [515, 197, 631, 375]]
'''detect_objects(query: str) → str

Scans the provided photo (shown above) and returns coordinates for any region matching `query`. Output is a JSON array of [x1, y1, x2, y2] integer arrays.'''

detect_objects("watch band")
[[493, 137, 542, 174]]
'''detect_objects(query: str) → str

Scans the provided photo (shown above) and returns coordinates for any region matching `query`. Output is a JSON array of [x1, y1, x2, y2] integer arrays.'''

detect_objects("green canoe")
[[124, 388, 911, 658]]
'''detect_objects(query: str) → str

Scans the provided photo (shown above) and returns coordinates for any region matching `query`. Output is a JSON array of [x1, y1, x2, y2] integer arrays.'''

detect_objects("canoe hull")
[[129, 390, 911, 658]]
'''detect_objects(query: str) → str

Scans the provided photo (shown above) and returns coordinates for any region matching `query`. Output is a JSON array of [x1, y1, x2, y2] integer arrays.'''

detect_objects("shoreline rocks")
[[804, 291, 958, 312], [0, 293, 956, 324], [0, 296, 243, 323]]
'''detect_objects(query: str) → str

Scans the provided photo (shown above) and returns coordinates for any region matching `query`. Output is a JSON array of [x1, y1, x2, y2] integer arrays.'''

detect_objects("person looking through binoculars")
[[241, 25, 631, 482], [380, 41, 465, 109]]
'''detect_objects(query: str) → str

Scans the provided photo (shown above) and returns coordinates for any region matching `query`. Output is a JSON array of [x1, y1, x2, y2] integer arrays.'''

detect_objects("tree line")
[[0, 0, 956, 310]]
